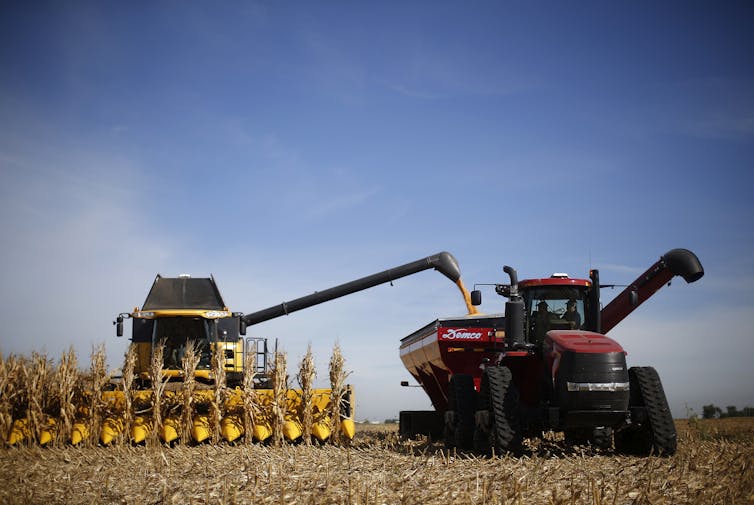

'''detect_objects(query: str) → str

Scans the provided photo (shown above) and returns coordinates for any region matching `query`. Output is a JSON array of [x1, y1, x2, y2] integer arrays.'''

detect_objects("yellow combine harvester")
[[8, 252, 462, 446]]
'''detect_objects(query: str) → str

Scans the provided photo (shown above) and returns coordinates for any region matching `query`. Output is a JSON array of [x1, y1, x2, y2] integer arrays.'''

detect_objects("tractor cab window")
[[525, 287, 586, 344], [153, 317, 214, 370]]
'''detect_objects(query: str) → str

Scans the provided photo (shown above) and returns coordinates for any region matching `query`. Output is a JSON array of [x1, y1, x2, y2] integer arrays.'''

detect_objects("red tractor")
[[399, 249, 703, 455]]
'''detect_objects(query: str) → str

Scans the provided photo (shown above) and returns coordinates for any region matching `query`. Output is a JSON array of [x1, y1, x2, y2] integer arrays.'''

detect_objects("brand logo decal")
[[442, 328, 483, 340]]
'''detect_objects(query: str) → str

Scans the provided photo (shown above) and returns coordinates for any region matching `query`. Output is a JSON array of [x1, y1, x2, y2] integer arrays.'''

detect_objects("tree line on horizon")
[[702, 404, 754, 419]]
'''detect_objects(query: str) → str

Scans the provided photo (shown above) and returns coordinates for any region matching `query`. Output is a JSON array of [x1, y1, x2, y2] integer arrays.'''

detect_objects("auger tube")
[[242, 252, 461, 326], [600, 248, 704, 333]]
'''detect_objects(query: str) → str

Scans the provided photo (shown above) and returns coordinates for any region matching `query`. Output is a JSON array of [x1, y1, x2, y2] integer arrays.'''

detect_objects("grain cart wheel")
[[615, 366, 677, 456], [473, 369, 492, 454], [444, 374, 476, 450], [476, 366, 522, 455]]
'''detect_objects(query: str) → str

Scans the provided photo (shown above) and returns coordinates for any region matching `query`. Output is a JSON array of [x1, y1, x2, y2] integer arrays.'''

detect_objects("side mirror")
[[400, 381, 409, 387], [471, 290, 482, 306], [239, 319, 247, 336], [115, 315, 124, 337]]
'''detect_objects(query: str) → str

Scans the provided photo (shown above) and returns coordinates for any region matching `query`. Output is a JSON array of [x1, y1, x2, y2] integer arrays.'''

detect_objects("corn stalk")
[[181, 342, 200, 445], [297, 345, 316, 446], [210, 344, 227, 444], [55, 347, 78, 447], [328, 343, 350, 445], [149, 342, 167, 446], [271, 351, 287, 446], [242, 342, 259, 445]]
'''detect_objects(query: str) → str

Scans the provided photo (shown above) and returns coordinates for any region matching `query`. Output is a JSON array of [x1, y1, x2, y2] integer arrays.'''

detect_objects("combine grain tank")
[[399, 249, 704, 456]]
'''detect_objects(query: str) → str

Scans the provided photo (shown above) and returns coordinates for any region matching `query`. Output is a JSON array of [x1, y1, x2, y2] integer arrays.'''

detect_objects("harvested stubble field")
[[1, 418, 752, 505]]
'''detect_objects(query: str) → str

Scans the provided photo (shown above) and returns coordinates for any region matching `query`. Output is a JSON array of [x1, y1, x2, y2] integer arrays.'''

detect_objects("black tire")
[[592, 427, 613, 450], [444, 374, 476, 450], [473, 371, 491, 453], [481, 366, 522, 455], [565, 427, 612, 450], [615, 367, 677, 456], [564, 427, 591, 447]]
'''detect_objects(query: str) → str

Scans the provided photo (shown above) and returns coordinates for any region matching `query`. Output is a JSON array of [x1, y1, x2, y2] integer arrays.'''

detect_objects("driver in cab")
[[562, 299, 581, 330]]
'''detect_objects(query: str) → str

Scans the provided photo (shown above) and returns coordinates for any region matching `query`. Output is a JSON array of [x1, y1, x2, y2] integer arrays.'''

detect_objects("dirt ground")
[[1, 419, 752, 504]]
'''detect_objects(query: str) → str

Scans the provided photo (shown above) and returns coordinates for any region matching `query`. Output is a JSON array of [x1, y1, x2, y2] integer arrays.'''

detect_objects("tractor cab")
[[518, 276, 591, 346], [472, 270, 598, 351]]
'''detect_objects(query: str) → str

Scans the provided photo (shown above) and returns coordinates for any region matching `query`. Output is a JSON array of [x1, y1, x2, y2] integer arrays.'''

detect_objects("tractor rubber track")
[[485, 366, 522, 455], [616, 366, 677, 456]]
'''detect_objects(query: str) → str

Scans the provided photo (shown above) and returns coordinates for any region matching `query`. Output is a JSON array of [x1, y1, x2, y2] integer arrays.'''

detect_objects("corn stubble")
[[1, 419, 753, 504]]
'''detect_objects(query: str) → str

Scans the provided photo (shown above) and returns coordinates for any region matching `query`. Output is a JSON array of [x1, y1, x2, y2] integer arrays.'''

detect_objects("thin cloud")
[[306, 187, 381, 221]]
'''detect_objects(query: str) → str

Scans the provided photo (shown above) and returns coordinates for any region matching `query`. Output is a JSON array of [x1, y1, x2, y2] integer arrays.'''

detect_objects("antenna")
[[588, 249, 592, 272]]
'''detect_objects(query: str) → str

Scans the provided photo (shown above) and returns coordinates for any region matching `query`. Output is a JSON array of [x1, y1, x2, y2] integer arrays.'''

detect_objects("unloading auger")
[[8, 252, 463, 446]]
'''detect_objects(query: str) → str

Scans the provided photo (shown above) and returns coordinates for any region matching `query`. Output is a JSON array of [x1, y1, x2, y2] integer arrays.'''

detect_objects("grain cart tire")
[[615, 367, 677, 456], [480, 366, 522, 455], [473, 369, 492, 454], [444, 374, 476, 450]]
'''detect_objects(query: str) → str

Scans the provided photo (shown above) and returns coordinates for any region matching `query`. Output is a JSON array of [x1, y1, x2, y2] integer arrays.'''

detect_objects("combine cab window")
[[525, 287, 586, 344], [153, 318, 214, 370]]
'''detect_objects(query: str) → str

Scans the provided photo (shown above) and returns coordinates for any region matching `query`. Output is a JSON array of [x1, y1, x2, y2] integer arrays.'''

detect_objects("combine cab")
[[399, 249, 704, 456]]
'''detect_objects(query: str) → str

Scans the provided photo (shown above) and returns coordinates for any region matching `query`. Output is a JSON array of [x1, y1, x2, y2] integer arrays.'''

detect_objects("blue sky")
[[1, 2, 752, 421]]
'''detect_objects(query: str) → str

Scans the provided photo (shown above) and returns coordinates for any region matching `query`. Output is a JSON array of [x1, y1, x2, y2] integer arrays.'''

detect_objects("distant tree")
[[383, 418, 398, 424], [702, 404, 721, 419], [742, 407, 754, 417], [726, 405, 740, 418]]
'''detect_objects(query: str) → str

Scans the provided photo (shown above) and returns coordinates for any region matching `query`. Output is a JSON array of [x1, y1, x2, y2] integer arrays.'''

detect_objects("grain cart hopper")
[[9, 252, 464, 446], [399, 248, 703, 456]]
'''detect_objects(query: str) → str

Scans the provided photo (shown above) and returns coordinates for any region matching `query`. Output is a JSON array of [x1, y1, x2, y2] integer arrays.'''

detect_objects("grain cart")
[[399, 249, 703, 456], [8, 252, 465, 446]]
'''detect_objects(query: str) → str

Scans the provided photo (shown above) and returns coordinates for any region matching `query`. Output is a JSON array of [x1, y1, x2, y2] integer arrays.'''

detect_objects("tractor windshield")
[[152, 317, 214, 370], [525, 286, 586, 345]]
